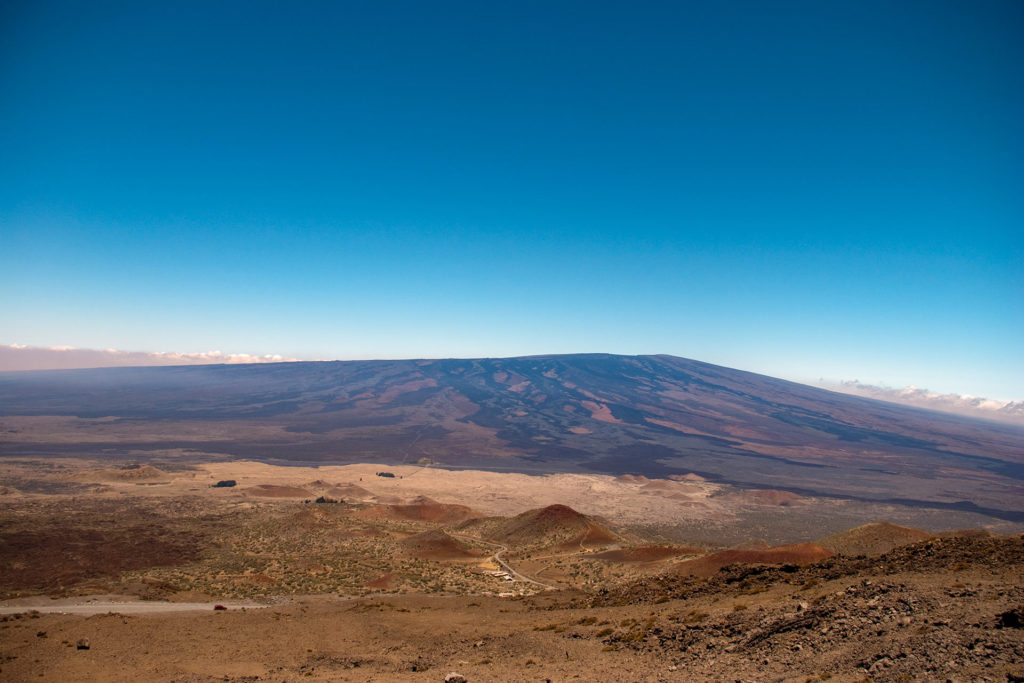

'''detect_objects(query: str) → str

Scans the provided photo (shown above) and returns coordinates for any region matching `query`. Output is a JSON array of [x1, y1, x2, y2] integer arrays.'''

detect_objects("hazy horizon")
[[3, 342, 1022, 429]]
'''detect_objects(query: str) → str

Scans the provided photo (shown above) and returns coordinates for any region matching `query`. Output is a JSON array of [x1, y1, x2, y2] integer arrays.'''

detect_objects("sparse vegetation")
[[2, 456, 1023, 682]]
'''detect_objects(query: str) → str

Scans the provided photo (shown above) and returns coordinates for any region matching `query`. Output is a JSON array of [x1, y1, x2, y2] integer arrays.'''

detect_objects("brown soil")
[[577, 536, 1024, 682], [818, 521, 933, 556], [287, 507, 337, 527], [2, 457, 1023, 680], [396, 530, 483, 560], [674, 542, 834, 578], [489, 504, 621, 550], [668, 473, 707, 482], [243, 485, 312, 498], [579, 400, 623, 424], [0, 502, 211, 596], [639, 480, 676, 492], [937, 528, 997, 539], [364, 572, 400, 589], [591, 545, 701, 562], [73, 465, 171, 482], [354, 496, 482, 525], [1, 536, 1021, 682], [741, 489, 805, 506]]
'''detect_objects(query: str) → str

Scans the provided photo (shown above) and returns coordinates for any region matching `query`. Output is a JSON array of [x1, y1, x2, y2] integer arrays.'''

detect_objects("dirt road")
[[0, 600, 269, 615], [450, 533, 558, 589]]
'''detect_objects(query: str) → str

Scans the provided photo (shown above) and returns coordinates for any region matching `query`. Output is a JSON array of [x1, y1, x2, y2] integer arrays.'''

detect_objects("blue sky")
[[1, 1, 1021, 398]]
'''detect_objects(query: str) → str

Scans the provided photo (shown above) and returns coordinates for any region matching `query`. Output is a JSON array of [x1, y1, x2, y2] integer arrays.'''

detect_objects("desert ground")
[[1, 456, 1022, 681]]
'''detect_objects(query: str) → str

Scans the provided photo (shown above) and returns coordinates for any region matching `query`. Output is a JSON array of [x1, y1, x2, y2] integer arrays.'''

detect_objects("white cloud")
[[0, 344, 300, 371], [146, 350, 292, 364], [830, 380, 1024, 426]]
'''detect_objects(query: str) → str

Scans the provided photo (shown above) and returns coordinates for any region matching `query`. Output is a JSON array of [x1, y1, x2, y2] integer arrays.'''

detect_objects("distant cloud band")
[[0, 344, 299, 371], [830, 380, 1024, 426]]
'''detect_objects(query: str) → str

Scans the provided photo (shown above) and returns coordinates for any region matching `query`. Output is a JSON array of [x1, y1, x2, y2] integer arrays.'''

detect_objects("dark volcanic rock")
[[586, 534, 1024, 607], [582, 534, 1024, 682], [997, 606, 1023, 629]]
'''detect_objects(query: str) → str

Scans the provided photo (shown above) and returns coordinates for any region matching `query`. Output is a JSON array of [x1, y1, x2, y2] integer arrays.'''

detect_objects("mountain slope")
[[482, 504, 621, 550], [818, 522, 934, 556], [1, 354, 1022, 519]]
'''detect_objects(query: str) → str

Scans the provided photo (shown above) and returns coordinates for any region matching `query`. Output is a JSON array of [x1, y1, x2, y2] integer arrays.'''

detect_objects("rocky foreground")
[[1, 534, 1021, 682], [576, 534, 1024, 681]]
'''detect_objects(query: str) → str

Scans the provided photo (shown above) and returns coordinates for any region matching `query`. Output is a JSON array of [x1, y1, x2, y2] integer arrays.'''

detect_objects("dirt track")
[[0, 599, 270, 615]]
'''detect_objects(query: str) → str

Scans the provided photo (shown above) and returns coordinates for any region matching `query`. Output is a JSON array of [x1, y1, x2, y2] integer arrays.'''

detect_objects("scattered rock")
[[869, 656, 891, 672], [444, 673, 467, 683], [76, 638, 90, 650], [997, 606, 1022, 629]]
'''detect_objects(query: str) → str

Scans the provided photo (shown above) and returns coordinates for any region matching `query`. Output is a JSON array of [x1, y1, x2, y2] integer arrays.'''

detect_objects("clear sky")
[[1, 1, 1021, 399]]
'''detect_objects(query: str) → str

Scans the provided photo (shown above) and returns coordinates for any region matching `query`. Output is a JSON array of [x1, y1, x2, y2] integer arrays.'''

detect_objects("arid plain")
[[2, 355, 1023, 681], [2, 456, 1023, 682]]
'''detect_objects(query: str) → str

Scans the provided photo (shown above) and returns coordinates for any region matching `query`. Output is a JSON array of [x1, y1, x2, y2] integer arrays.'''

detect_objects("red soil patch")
[[567, 525, 619, 550], [244, 485, 312, 498], [322, 483, 377, 502], [593, 545, 701, 563], [354, 496, 481, 525], [639, 480, 678, 492], [493, 504, 620, 550], [742, 489, 805, 506], [668, 473, 707, 482], [378, 378, 437, 403], [568, 426, 592, 434], [580, 400, 623, 424], [675, 543, 834, 578], [289, 508, 334, 526], [818, 522, 933, 556], [366, 572, 400, 589], [397, 530, 482, 560], [0, 525, 203, 594]]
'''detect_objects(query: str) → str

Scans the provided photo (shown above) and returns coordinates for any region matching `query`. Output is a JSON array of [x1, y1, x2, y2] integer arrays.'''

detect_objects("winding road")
[[450, 533, 558, 590]]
